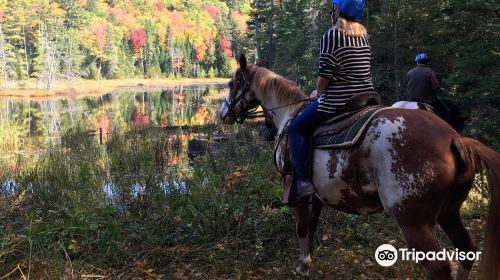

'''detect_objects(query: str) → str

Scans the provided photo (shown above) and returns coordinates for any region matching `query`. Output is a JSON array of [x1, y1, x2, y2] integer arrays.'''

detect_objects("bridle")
[[224, 73, 259, 123], [224, 72, 311, 123]]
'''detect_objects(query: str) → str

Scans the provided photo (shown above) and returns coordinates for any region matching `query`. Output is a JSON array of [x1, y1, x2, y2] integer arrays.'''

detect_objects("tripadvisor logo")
[[374, 244, 481, 267], [375, 244, 398, 267]]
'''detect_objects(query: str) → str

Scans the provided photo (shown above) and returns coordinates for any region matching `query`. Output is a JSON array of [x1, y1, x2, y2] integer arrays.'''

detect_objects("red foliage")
[[219, 37, 233, 58], [29, 4, 39, 12], [204, 5, 220, 19], [133, 110, 149, 129], [90, 24, 108, 53], [130, 28, 147, 51], [0, 10, 4, 23], [153, 2, 165, 12]]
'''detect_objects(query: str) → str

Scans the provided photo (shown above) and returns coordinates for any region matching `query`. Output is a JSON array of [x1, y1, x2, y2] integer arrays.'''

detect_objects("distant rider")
[[406, 53, 440, 106], [287, 0, 374, 201]]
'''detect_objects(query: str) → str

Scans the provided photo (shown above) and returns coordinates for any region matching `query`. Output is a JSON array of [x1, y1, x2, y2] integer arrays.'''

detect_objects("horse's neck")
[[254, 87, 303, 135], [247, 66, 307, 134]]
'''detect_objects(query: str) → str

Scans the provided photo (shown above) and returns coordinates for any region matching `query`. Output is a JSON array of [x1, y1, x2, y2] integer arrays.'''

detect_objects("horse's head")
[[219, 54, 260, 124]]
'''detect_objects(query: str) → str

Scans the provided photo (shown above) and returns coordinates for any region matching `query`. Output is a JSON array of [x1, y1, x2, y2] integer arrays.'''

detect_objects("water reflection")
[[0, 180, 17, 196], [0, 85, 225, 168]]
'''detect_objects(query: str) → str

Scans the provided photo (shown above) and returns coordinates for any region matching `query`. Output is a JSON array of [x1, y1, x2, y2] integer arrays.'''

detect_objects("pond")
[[0, 84, 226, 166], [0, 84, 228, 198]]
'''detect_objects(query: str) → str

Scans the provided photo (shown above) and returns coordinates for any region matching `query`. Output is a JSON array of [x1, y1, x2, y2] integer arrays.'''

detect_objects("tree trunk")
[[393, 6, 400, 99], [23, 25, 29, 78], [380, 0, 388, 16], [253, 0, 263, 61], [267, 0, 274, 67], [0, 24, 8, 88], [46, 26, 61, 89]]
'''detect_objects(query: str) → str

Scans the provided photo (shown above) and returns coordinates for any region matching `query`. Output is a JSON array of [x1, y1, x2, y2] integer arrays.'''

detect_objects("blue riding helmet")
[[331, 0, 365, 21], [415, 53, 429, 62]]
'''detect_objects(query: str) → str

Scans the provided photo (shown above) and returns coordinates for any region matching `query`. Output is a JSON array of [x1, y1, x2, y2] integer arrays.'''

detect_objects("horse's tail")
[[452, 137, 500, 279]]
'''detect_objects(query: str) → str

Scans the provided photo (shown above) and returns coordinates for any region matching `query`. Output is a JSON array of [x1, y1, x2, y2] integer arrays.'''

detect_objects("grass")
[[0, 78, 228, 100], [0, 123, 490, 279]]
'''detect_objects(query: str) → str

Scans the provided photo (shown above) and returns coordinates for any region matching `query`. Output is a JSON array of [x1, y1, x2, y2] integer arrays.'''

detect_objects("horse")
[[219, 54, 500, 280]]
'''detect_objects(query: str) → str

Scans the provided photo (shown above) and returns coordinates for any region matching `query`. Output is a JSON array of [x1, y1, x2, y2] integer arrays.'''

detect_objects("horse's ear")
[[256, 58, 267, 67], [239, 54, 247, 71]]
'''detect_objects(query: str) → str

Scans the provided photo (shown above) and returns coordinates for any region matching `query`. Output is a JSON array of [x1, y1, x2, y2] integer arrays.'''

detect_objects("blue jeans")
[[288, 100, 334, 182]]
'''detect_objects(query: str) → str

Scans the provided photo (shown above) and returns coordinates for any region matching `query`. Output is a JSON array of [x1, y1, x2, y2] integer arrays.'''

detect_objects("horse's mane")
[[247, 65, 309, 113]]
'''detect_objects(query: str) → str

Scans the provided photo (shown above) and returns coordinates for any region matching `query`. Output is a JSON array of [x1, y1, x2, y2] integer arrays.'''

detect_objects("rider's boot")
[[296, 180, 316, 200]]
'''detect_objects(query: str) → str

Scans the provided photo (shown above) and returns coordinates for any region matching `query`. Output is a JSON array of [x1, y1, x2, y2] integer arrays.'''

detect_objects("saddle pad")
[[313, 107, 392, 148]]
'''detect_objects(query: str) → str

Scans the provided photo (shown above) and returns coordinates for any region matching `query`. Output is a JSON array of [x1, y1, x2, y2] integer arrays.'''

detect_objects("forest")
[[0, 0, 245, 88], [1, 0, 498, 99]]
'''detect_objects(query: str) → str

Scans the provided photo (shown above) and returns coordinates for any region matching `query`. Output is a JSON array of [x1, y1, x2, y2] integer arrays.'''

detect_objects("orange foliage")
[[195, 42, 207, 61], [231, 11, 248, 32], [158, 28, 166, 46], [153, 2, 165, 12], [108, 7, 137, 31], [97, 113, 111, 135], [197, 106, 208, 119]]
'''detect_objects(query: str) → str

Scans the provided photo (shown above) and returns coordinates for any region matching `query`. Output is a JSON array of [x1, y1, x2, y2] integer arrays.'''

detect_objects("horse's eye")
[[236, 81, 241, 85]]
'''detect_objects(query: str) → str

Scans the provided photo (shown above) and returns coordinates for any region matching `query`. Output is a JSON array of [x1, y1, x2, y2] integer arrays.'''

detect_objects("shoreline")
[[0, 78, 228, 101]]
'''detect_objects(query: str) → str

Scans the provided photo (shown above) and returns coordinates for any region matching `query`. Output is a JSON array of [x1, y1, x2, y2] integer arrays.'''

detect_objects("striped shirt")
[[317, 28, 375, 114]]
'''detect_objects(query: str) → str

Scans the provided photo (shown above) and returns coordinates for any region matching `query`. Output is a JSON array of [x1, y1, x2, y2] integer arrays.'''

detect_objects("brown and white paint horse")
[[219, 55, 500, 280]]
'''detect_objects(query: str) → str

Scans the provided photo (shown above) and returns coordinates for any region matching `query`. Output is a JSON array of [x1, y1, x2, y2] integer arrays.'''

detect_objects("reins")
[[243, 98, 311, 119]]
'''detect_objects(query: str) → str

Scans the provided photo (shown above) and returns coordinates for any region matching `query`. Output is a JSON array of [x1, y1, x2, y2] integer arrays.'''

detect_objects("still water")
[[0, 84, 226, 167]]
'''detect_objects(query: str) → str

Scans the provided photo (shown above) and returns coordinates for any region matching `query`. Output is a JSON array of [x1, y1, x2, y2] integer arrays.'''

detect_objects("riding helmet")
[[331, 0, 365, 21], [415, 53, 429, 62]]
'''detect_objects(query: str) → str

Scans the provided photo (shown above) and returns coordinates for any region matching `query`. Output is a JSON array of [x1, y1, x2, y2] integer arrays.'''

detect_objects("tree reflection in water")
[[0, 84, 225, 183]]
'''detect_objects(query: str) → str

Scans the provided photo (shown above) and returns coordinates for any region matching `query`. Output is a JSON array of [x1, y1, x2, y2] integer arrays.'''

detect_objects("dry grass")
[[0, 78, 228, 100]]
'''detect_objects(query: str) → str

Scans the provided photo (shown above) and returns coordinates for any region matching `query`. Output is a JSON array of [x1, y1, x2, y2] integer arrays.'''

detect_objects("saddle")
[[417, 102, 435, 112], [313, 92, 391, 148]]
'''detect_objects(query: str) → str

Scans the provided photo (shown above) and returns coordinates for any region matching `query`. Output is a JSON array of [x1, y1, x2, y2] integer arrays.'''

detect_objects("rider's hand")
[[310, 90, 318, 98]]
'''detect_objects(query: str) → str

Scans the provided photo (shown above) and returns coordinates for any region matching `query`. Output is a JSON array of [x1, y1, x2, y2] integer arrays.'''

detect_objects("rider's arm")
[[316, 30, 336, 98], [315, 76, 330, 97]]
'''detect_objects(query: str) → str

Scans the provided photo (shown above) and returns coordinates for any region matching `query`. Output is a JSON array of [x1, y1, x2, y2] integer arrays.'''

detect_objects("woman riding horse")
[[288, 0, 375, 200], [220, 52, 500, 279]]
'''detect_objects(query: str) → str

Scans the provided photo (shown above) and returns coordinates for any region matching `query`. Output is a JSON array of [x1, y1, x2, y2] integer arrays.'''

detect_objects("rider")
[[287, 0, 375, 200], [406, 53, 441, 106]]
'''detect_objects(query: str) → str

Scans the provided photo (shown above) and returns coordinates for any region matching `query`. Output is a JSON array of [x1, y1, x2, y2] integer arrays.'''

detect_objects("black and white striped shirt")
[[317, 28, 374, 114]]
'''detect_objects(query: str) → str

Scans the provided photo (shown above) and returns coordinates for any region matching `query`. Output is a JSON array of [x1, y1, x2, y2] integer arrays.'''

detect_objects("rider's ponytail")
[[338, 18, 367, 37]]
